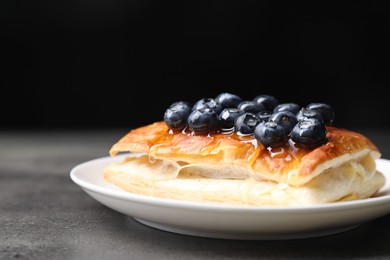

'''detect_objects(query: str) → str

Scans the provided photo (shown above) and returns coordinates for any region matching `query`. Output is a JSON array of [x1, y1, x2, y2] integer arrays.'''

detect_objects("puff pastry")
[[104, 121, 385, 206]]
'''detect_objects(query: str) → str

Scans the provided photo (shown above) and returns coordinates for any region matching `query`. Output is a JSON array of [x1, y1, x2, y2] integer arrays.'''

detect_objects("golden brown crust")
[[109, 121, 381, 185], [252, 126, 380, 180], [109, 122, 168, 156], [295, 126, 379, 176]]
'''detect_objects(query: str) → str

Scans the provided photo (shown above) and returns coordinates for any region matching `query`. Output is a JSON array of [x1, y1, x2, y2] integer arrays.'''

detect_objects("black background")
[[2, 1, 390, 130]]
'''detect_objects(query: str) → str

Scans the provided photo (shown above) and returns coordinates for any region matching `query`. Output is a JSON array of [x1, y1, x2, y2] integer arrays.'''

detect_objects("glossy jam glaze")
[[155, 126, 314, 164]]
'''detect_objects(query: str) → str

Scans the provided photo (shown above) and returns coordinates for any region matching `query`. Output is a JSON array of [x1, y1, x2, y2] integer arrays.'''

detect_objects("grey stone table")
[[2, 127, 390, 260]]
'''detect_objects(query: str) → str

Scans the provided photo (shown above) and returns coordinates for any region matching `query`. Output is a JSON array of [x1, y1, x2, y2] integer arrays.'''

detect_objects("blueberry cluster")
[[163, 93, 335, 149]]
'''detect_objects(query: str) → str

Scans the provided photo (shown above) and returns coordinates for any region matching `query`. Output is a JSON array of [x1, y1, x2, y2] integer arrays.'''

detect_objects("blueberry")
[[215, 92, 243, 108], [268, 111, 298, 135], [234, 112, 261, 135], [253, 94, 280, 111], [290, 119, 328, 148], [237, 100, 265, 114], [296, 108, 324, 123], [218, 108, 245, 129], [187, 107, 220, 134], [306, 103, 335, 125], [164, 101, 192, 130], [273, 103, 301, 115], [192, 98, 223, 114], [254, 121, 286, 148], [257, 110, 273, 122]]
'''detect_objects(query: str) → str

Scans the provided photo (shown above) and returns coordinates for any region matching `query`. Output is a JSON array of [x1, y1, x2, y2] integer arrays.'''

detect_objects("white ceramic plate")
[[70, 154, 390, 240]]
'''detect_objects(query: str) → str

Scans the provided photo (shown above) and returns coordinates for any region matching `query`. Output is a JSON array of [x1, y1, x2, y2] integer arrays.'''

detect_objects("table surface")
[[2, 127, 390, 260]]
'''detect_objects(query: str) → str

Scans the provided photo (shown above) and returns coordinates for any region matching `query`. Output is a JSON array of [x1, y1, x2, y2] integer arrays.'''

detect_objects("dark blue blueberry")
[[254, 121, 286, 147], [192, 98, 223, 114], [290, 119, 328, 148], [268, 111, 298, 135], [253, 95, 280, 111], [215, 92, 243, 108], [237, 100, 265, 114], [218, 108, 245, 129], [273, 103, 301, 115], [306, 103, 335, 125], [234, 112, 261, 135], [164, 101, 192, 130], [296, 108, 324, 123], [187, 107, 220, 134], [257, 110, 273, 122]]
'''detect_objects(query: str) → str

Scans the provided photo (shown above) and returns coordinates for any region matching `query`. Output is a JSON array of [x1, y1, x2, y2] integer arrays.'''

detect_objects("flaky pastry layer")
[[109, 121, 382, 186], [103, 154, 385, 206]]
